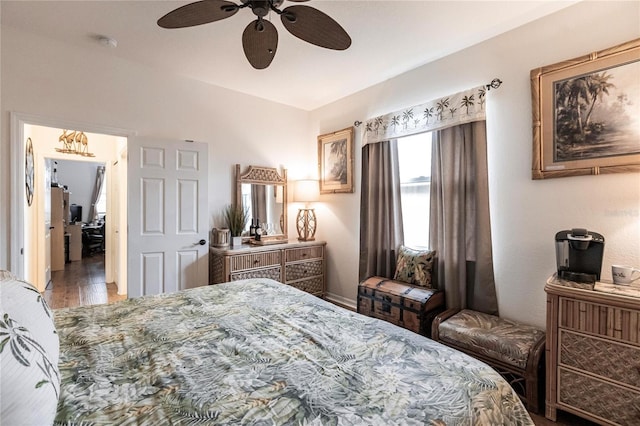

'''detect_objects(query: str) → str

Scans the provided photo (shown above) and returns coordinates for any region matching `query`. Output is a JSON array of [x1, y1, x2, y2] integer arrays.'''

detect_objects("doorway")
[[44, 158, 108, 304], [12, 114, 211, 300], [11, 113, 129, 297]]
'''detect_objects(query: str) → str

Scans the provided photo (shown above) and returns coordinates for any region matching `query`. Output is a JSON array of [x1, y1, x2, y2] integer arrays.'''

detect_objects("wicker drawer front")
[[560, 330, 640, 390], [230, 251, 281, 272], [210, 253, 225, 284], [559, 297, 640, 345], [285, 260, 323, 281], [288, 277, 324, 295], [558, 367, 640, 425], [285, 246, 323, 262], [230, 267, 281, 281]]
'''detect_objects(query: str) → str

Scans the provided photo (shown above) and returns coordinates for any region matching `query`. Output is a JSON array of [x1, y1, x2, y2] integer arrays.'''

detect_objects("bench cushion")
[[438, 309, 545, 369]]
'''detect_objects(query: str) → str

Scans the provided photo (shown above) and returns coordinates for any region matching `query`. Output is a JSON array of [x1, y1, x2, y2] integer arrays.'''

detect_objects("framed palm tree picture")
[[531, 38, 640, 179], [317, 127, 354, 194]]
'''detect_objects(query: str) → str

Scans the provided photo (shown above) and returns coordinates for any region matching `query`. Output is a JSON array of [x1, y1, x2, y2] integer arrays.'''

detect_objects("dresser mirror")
[[236, 164, 288, 242]]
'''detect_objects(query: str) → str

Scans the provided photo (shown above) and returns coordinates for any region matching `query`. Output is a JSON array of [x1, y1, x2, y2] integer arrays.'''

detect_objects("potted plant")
[[223, 204, 249, 247]]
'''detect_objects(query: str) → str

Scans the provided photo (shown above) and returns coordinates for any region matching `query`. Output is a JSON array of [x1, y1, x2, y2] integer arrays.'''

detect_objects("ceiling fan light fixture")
[[249, 0, 271, 17], [158, 0, 351, 68]]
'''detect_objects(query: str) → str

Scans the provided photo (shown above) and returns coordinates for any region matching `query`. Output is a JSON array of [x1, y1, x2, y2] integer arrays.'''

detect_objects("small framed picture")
[[318, 127, 354, 194], [531, 38, 640, 179]]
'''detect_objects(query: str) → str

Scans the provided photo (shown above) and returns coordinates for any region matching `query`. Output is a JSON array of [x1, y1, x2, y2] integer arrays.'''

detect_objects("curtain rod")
[[353, 78, 502, 127]]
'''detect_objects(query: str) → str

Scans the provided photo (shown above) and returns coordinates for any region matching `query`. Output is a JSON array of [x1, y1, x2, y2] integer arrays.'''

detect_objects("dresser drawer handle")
[[254, 259, 260, 264], [302, 253, 307, 257]]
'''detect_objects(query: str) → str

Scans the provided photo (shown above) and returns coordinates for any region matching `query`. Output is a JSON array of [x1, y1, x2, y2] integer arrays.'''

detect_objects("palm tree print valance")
[[361, 85, 488, 145]]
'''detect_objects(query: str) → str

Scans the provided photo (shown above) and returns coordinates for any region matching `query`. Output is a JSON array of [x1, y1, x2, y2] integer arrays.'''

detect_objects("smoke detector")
[[97, 35, 118, 48]]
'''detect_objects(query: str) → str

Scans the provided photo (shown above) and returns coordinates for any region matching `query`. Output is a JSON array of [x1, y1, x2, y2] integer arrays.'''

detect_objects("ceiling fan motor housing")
[[243, 0, 284, 18]]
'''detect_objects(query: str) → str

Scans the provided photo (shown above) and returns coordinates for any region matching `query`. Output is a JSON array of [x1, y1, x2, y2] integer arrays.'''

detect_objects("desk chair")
[[82, 223, 104, 257]]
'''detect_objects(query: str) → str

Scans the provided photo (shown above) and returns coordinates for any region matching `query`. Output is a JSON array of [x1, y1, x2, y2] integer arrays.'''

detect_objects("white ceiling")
[[2, 0, 578, 110]]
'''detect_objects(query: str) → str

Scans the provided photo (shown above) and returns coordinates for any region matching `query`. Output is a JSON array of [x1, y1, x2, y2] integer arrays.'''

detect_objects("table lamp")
[[294, 179, 319, 241]]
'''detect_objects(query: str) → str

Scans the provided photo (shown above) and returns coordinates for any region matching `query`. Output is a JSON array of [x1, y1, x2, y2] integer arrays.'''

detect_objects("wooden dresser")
[[209, 240, 326, 297], [545, 274, 640, 425]]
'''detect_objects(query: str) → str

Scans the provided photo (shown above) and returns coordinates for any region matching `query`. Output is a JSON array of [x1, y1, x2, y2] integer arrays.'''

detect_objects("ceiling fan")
[[158, 0, 351, 69]]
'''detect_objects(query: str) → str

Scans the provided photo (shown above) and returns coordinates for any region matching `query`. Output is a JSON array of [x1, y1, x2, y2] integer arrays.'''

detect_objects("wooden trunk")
[[357, 276, 444, 337]]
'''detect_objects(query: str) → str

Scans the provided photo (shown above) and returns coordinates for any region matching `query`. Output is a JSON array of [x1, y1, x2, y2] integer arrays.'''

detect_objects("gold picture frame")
[[318, 127, 354, 194], [531, 38, 640, 179]]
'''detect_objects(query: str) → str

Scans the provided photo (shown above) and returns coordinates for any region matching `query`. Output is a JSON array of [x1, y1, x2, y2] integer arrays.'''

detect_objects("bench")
[[432, 309, 546, 413]]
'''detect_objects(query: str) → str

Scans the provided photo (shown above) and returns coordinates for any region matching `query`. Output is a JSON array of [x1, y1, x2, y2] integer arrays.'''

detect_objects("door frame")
[[9, 112, 133, 282]]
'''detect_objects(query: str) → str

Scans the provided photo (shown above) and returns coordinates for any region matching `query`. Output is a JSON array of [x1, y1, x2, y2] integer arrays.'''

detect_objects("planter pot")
[[211, 228, 230, 247], [231, 236, 243, 247]]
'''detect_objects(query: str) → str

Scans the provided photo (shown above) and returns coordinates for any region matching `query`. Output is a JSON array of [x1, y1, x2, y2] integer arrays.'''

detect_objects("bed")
[[1, 272, 533, 425]]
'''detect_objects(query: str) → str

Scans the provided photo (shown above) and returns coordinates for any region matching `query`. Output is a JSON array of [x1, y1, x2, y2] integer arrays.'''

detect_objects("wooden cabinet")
[[545, 274, 640, 425], [50, 187, 69, 271], [210, 241, 326, 297], [67, 223, 83, 261]]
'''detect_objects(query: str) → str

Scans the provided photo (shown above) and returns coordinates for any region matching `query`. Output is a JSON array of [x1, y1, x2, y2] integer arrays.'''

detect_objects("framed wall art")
[[531, 38, 640, 179], [318, 127, 354, 194]]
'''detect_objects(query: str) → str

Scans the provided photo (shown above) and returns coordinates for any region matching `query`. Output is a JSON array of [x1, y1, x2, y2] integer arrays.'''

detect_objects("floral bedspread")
[[53, 278, 533, 425]]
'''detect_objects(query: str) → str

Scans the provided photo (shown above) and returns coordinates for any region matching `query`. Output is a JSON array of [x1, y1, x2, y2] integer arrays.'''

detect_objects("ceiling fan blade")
[[242, 19, 278, 69], [158, 0, 238, 29], [280, 5, 351, 50]]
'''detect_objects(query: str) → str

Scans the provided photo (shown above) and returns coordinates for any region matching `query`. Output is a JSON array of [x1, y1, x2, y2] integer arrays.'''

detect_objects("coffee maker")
[[555, 228, 605, 283]]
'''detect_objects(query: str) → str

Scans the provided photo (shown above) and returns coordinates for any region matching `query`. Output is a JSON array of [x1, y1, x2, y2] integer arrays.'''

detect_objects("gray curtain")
[[359, 139, 404, 281], [87, 165, 105, 223], [429, 121, 498, 315]]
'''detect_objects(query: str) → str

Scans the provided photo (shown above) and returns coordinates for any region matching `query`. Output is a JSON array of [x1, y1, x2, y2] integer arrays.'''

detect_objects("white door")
[[127, 138, 209, 297], [43, 159, 52, 288]]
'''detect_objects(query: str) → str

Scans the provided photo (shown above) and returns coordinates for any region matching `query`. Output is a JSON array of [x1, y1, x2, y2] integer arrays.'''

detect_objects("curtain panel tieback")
[[361, 85, 490, 146]]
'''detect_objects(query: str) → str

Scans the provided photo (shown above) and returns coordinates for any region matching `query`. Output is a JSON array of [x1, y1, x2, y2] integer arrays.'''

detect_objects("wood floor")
[[42, 258, 595, 425], [43, 254, 125, 309]]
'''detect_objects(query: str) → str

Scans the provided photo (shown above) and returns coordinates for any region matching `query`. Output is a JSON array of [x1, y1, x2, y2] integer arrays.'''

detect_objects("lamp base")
[[296, 208, 317, 241]]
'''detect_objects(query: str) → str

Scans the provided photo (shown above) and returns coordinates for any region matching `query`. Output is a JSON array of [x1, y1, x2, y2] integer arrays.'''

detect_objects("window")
[[95, 183, 107, 217], [397, 132, 432, 248]]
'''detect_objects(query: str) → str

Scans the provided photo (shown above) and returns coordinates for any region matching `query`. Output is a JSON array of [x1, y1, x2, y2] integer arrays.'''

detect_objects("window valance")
[[361, 85, 488, 146]]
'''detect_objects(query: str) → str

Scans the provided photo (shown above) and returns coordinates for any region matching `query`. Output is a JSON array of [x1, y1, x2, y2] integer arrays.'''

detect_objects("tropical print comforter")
[[53, 278, 533, 425]]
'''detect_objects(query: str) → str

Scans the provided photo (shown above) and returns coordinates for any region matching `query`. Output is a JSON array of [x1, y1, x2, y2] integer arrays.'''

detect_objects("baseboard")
[[325, 292, 357, 312]]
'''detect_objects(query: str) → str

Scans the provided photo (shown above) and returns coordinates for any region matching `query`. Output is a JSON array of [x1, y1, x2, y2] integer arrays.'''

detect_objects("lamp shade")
[[294, 179, 319, 203]]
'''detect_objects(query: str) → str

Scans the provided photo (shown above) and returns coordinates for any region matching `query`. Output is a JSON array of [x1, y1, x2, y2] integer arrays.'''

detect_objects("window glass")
[[397, 133, 432, 248], [95, 183, 107, 215]]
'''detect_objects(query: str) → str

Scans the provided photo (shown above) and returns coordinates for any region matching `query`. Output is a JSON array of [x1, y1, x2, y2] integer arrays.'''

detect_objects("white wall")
[[0, 25, 310, 271], [311, 1, 640, 327], [55, 160, 105, 223]]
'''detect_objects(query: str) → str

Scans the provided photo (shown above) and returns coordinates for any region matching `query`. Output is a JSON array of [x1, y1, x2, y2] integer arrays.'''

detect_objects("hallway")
[[43, 255, 126, 309]]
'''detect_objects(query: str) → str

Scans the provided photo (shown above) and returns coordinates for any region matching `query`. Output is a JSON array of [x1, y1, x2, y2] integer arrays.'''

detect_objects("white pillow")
[[1, 270, 60, 425]]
